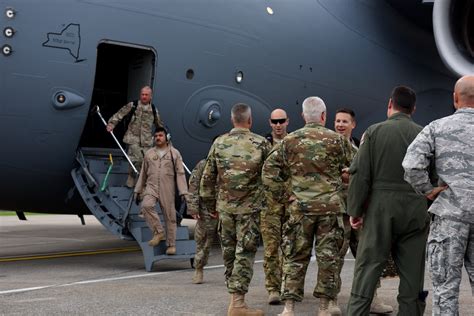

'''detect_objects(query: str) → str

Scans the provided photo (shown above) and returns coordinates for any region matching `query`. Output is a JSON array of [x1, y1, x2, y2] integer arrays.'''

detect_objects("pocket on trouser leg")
[[339, 214, 351, 257], [240, 213, 260, 254], [428, 232, 448, 286]]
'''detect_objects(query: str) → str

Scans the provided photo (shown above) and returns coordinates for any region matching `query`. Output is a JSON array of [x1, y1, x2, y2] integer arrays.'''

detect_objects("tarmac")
[[0, 214, 472, 315]]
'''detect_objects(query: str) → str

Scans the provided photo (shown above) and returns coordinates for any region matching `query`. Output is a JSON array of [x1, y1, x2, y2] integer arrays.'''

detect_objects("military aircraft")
[[0, 0, 472, 267]]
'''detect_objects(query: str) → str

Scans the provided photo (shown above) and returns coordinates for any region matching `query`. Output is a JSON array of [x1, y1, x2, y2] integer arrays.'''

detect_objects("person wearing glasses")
[[265, 109, 289, 148], [261, 108, 290, 305]]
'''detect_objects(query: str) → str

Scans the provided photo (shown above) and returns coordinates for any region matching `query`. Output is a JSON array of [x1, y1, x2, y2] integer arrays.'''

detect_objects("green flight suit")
[[346, 113, 429, 316]]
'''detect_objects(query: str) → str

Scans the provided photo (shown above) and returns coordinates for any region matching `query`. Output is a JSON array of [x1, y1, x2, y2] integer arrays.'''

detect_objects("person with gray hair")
[[107, 85, 164, 187], [231, 102, 252, 123], [403, 75, 474, 316], [302, 96, 326, 123], [263, 96, 353, 316], [200, 103, 271, 315]]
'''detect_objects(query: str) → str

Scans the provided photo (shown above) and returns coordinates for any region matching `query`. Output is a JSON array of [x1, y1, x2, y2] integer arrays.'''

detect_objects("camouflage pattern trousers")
[[219, 211, 261, 294], [281, 211, 345, 301], [261, 205, 285, 294], [428, 215, 474, 316], [194, 214, 219, 269], [126, 143, 151, 187]]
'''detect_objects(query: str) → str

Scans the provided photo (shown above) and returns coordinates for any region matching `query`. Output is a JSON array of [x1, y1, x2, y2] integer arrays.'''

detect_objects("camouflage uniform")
[[347, 113, 429, 316], [261, 138, 288, 296], [262, 122, 353, 302], [200, 128, 271, 294], [403, 108, 474, 316], [108, 101, 163, 184], [188, 159, 218, 269]]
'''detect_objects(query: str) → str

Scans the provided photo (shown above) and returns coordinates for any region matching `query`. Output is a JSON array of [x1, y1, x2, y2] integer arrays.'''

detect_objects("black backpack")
[[123, 100, 159, 130]]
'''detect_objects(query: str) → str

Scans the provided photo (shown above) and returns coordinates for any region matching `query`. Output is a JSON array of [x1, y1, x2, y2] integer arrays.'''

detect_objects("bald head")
[[269, 108, 289, 139], [454, 75, 474, 109], [270, 109, 287, 120]]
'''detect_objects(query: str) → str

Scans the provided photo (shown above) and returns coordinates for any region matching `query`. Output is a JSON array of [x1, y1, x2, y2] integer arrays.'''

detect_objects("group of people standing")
[[188, 76, 474, 316], [106, 73, 473, 316]]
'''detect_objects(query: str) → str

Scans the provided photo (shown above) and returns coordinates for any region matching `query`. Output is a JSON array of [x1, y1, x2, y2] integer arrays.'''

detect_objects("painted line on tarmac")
[[0, 258, 354, 295], [0, 259, 264, 295], [0, 246, 141, 262]]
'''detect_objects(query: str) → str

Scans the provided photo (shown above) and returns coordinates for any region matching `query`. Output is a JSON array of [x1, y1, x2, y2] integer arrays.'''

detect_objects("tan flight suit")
[[134, 145, 188, 247]]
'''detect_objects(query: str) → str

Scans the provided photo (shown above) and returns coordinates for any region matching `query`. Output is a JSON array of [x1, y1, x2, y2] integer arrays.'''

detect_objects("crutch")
[[95, 105, 138, 175]]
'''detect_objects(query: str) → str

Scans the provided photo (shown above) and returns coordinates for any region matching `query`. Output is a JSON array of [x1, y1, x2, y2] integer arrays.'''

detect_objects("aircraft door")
[[79, 42, 156, 149], [127, 51, 155, 101]]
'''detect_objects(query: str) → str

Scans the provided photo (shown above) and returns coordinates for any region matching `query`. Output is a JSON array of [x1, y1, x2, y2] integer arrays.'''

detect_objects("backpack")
[[123, 100, 159, 130]]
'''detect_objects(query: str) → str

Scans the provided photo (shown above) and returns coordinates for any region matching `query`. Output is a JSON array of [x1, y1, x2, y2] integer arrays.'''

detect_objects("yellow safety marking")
[[0, 246, 141, 262]]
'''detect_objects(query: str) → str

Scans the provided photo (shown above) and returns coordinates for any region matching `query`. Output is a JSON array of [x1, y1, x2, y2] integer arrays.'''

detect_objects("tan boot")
[[166, 246, 176, 255], [192, 268, 203, 284], [278, 299, 295, 316], [268, 291, 281, 305], [370, 290, 393, 314], [328, 297, 341, 315], [148, 232, 164, 247], [318, 298, 331, 316], [227, 293, 264, 316]]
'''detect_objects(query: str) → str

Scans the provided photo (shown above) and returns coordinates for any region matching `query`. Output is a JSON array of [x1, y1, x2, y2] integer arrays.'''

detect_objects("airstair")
[[71, 147, 195, 271]]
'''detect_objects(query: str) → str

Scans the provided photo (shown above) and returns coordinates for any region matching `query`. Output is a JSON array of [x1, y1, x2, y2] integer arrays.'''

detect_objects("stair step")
[[72, 148, 196, 271]]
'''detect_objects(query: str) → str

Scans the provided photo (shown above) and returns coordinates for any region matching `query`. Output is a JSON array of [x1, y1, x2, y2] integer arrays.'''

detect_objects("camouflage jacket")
[[187, 159, 207, 216], [200, 128, 271, 215], [403, 108, 474, 223], [108, 101, 163, 147], [262, 122, 353, 215]]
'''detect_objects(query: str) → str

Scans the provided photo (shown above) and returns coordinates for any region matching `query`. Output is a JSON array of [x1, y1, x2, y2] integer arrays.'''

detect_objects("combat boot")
[[278, 299, 295, 316], [318, 298, 331, 316], [166, 246, 176, 255], [192, 267, 203, 284], [227, 293, 264, 316], [268, 291, 281, 305], [148, 232, 165, 247], [370, 290, 393, 314], [328, 297, 342, 315]]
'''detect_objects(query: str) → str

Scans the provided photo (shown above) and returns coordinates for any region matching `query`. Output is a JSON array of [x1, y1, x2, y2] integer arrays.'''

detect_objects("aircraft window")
[[266, 7, 274, 15], [5, 8, 15, 19], [186, 69, 194, 80], [4, 27, 14, 38], [235, 71, 244, 84], [2, 44, 12, 56]]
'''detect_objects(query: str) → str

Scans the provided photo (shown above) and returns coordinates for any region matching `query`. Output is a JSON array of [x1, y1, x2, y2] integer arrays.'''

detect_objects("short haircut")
[[391, 85, 416, 114], [231, 103, 251, 123], [336, 108, 356, 121], [302, 97, 326, 122], [155, 127, 167, 135], [141, 85, 153, 93]]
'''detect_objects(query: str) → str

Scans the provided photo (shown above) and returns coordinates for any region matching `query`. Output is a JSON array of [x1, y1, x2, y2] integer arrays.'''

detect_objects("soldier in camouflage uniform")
[[262, 108, 289, 305], [403, 75, 474, 316], [188, 158, 219, 284], [346, 86, 429, 316], [200, 103, 271, 316], [262, 97, 353, 316], [107, 86, 163, 187]]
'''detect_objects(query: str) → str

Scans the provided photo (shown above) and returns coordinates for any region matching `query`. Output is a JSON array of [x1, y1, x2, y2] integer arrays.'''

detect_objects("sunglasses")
[[271, 118, 287, 124]]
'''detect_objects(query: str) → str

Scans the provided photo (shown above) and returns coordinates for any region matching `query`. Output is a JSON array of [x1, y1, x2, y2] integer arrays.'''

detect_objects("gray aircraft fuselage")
[[0, 0, 456, 214]]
